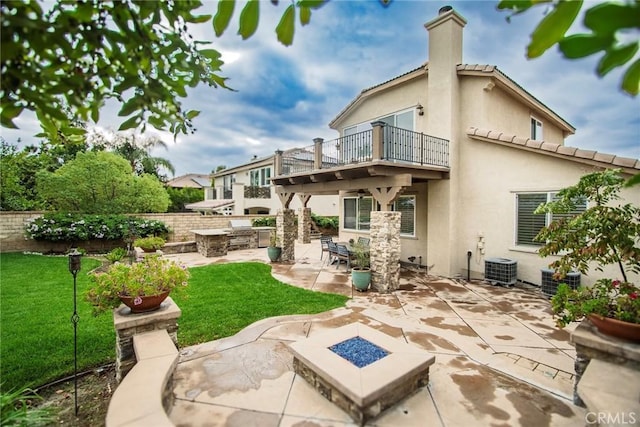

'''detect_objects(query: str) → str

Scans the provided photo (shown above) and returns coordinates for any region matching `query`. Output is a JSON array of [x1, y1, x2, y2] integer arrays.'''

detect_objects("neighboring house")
[[166, 173, 227, 213], [209, 153, 339, 216], [271, 6, 640, 289], [166, 173, 212, 190]]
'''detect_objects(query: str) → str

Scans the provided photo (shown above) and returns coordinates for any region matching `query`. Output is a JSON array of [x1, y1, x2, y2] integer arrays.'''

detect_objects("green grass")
[[0, 254, 347, 392]]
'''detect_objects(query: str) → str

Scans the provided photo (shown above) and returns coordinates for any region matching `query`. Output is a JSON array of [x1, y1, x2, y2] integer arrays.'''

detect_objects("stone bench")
[[106, 330, 178, 427]]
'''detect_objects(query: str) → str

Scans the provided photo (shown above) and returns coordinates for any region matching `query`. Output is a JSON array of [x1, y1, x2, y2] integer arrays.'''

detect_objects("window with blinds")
[[342, 195, 415, 236], [516, 193, 587, 246], [395, 195, 415, 236], [516, 193, 547, 246]]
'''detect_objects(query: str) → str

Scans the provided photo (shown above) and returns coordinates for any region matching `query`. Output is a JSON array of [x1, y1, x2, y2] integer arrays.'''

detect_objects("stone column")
[[113, 297, 181, 382], [277, 208, 296, 262], [370, 211, 401, 293], [298, 207, 311, 244]]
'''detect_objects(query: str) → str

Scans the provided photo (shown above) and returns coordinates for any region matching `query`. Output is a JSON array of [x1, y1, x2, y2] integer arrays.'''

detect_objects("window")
[[222, 174, 235, 190], [516, 192, 587, 246], [249, 167, 271, 187], [394, 195, 415, 236], [344, 110, 415, 136], [530, 117, 543, 140], [343, 195, 415, 236]]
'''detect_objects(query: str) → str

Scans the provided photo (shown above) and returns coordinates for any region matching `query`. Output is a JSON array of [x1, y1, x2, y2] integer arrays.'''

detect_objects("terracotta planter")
[[587, 314, 640, 343], [119, 291, 170, 313]]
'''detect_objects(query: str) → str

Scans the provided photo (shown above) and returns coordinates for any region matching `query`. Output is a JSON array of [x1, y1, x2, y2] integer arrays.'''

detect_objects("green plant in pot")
[[86, 255, 189, 315], [267, 231, 282, 262], [134, 236, 165, 252], [534, 169, 640, 341], [350, 242, 371, 292]]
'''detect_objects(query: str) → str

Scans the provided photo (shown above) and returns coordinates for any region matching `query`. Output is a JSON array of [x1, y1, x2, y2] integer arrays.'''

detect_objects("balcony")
[[244, 186, 271, 199], [272, 121, 449, 186]]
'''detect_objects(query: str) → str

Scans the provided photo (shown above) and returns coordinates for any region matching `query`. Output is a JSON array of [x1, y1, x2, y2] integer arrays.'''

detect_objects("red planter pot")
[[587, 314, 640, 343], [119, 292, 170, 314]]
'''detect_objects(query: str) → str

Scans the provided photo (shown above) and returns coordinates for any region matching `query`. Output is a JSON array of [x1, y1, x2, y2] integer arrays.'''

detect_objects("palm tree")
[[109, 133, 175, 181]]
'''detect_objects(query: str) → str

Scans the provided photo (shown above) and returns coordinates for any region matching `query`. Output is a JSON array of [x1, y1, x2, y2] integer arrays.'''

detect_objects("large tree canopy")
[[498, 0, 640, 96], [0, 0, 326, 139], [36, 151, 170, 213]]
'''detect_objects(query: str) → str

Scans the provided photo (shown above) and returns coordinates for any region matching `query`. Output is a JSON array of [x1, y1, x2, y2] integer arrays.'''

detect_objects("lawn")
[[0, 253, 348, 392]]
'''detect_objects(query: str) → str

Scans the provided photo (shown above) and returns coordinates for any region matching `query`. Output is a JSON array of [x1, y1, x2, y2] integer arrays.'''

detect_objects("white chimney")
[[424, 5, 467, 141]]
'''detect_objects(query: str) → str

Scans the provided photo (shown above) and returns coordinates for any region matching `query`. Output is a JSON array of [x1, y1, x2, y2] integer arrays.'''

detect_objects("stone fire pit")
[[289, 323, 435, 425]]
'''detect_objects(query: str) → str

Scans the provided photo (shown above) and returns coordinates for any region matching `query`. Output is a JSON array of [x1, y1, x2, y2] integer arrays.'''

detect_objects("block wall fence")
[[0, 211, 268, 253]]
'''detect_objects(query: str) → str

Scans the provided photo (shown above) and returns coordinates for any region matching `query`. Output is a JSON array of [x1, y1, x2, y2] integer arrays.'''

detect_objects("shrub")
[[311, 213, 339, 231], [166, 187, 204, 212], [252, 216, 275, 227], [552, 279, 640, 327], [0, 386, 54, 426], [25, 213, 169, 242], [133, 236, 166, 251], [105, 247, 128, 263]]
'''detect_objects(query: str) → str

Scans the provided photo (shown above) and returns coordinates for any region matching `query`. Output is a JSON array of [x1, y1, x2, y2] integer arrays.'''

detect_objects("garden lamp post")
[[68, 249, 82, 416]]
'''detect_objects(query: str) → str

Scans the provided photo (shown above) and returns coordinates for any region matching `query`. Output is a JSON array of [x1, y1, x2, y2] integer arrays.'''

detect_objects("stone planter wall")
[[113, 297, 182, 383], [0, 211, 267, 253]]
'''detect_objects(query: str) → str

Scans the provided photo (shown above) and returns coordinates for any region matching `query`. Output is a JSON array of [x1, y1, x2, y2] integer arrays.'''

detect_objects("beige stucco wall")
[[453, 135, 640, 286], [332, 70, 638, 286], [334, 77, 427, 134]]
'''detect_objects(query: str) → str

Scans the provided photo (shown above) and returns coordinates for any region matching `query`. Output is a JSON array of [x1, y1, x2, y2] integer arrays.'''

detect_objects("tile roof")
[[184, 199, 234, 211], [466, 127, 640, 173]]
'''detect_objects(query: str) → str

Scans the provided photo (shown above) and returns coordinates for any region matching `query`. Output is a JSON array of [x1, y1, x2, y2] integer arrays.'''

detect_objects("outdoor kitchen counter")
[[190, 229, 229, 257]]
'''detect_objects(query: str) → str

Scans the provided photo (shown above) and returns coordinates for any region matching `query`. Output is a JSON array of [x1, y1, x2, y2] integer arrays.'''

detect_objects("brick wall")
[[0, 211, 268, 253]]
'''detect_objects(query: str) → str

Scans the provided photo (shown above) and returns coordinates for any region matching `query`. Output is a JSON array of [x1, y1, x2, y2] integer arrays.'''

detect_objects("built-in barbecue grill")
[[228, 219, 253, 230], [226, 219, 255, 251]]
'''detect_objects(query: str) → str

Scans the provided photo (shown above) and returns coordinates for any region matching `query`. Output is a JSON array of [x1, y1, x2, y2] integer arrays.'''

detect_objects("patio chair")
[[320, 235, 333, 260], [357, 237, 370, 247], [326, 241, 339, 266], [335, 244, 351, 270]]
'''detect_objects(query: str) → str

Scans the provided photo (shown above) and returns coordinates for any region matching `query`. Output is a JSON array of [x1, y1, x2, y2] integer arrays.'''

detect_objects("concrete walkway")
[[164, 241, 585, 426]]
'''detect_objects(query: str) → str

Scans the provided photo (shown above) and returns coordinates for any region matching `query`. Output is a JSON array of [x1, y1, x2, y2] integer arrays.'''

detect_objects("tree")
[[0, 141, 31, 211], [1, 0, 326, 139], [498, 1, 640, 97], [36, 151, 169, 213], [92, 132, 175, 180], [166, 187, 205, 212], [534, 169, 640, 282]]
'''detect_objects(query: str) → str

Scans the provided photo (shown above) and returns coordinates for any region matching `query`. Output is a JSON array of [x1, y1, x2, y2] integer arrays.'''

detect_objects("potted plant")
[[267, 231, 282, 262], [133, 236, 165, 252], [350, 242, 371, 292], [86, 255, 189, 315], [551, 280, 640, 342], [535, 170, 640, 341]]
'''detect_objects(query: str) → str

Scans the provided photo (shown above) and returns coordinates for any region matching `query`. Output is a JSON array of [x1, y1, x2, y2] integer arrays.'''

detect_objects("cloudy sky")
[[2, 0, 639, 177]]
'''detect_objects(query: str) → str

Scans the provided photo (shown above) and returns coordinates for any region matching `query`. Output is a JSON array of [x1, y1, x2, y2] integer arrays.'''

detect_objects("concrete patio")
[[164, 240, 586, 426]]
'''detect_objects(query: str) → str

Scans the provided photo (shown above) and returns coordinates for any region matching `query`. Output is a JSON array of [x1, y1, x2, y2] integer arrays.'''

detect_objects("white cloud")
[[3, 1, 639, 176]]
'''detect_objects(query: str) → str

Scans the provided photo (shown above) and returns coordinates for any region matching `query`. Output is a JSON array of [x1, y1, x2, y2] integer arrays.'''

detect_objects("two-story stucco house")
[[270, 6, 639, 292], [208, 153, 339, 216]]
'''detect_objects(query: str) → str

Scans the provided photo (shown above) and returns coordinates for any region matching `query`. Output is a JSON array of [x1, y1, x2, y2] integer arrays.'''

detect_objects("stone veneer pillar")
[[277, 209, 296, 262], [370, 211, 401, 293], [298, 207, 311, 244], [113, 297, 181, 382]]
